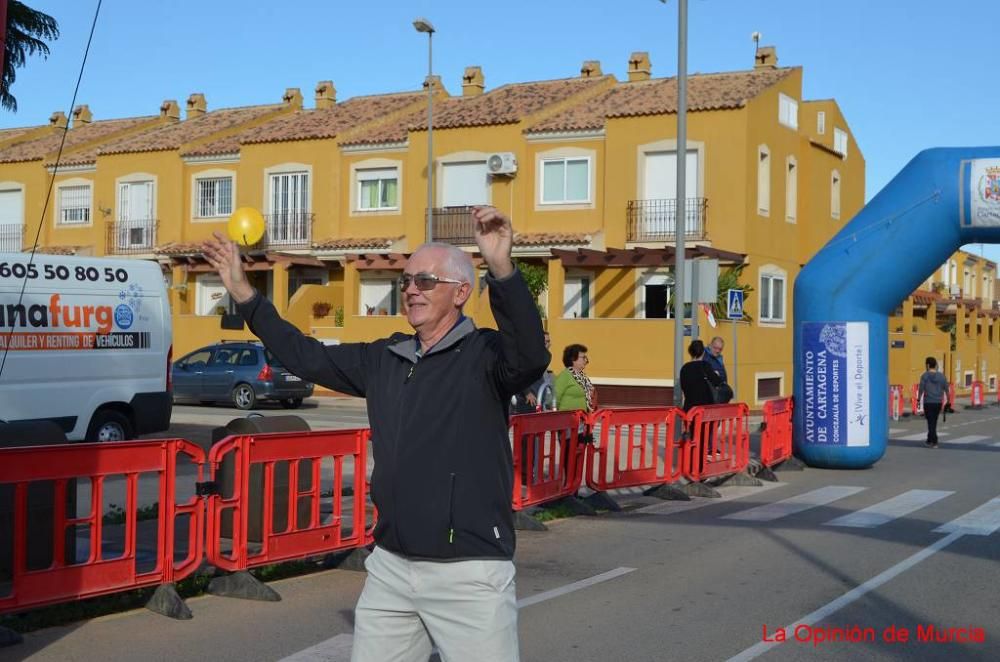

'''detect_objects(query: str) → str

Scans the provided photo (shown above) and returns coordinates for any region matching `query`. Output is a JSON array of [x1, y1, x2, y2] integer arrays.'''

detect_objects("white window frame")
[[834, 128, 848, 158], [540, 156, 592, 205], [191, 169, 235, 220], [817, 111, 826, 135], [356, 167, 400, 211], [831, 169, 841, 220], [358, 274, 399, 316], [563, 271, 593, 319], [757, 145, 771, 217], [785, 156, 797, 223], [778, 93, 798, 130], [759, 265, 787, 326], [635, 270, 675, 319], [755, 371, 785, 405], [115, 172, 157, 250], [264, 162, 313, 214], [55, 178, 92, 226], [349, 158, 403, 217]]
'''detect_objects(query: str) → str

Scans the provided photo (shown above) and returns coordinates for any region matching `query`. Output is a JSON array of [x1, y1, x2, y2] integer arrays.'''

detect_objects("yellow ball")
[[227, 207, 265, 246]]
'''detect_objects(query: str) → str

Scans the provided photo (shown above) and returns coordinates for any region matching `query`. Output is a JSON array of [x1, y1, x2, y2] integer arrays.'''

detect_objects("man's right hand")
[[202, 231, 255, 304]]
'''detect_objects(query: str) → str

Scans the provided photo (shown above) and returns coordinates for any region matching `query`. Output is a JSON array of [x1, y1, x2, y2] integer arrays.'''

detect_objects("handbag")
[[702, 364, 733, 404]]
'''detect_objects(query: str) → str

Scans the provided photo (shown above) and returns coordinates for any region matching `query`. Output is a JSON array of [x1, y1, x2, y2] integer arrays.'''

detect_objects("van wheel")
[[232, 383, 257, 410], [281, 398, 303, 409], [86, 410, 134, 442]]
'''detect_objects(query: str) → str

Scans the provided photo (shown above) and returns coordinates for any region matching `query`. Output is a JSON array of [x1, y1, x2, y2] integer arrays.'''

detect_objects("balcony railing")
[[626, 198, 707, 242], [0, 223, 24, 252], [106, 219, 158, 255], [263, 212, 313, 249], [430, 206, 476, 245]]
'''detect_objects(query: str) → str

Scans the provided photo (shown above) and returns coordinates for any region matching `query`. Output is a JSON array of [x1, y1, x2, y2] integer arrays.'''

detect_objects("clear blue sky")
[[4, 0, 999, 259]]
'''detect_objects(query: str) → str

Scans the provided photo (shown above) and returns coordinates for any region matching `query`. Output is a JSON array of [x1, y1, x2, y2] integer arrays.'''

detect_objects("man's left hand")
[[472, 206, 513, 278]]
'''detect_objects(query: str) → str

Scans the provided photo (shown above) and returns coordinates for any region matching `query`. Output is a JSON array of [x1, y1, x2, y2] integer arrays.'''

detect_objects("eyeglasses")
[[711, 345, 723, 352], [398, 272, 466, 291]]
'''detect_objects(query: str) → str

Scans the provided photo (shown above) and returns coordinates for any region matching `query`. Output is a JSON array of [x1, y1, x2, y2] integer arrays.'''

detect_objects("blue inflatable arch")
[[794, 148, 1000, 469]]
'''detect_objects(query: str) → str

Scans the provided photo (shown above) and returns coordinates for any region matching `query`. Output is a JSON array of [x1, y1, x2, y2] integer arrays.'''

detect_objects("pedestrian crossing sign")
[[727, 289, 744, 320]]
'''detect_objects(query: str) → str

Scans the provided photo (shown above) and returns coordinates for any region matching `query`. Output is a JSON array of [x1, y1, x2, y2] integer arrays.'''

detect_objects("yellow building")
[[0, 45, 865, 407], [889, 249, 1000, 396]]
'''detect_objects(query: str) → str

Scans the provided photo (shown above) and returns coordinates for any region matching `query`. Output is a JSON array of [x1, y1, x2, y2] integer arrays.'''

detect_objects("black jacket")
[[236, 269, 549, 560], [680, 359, 721, 412]]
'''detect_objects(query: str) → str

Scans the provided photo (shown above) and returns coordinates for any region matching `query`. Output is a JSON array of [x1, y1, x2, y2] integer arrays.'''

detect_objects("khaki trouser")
[[351, 546, 520, 662]]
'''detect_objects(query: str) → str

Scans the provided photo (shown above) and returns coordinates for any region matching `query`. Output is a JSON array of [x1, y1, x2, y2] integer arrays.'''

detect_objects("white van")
[[0, 253, 172, 441]]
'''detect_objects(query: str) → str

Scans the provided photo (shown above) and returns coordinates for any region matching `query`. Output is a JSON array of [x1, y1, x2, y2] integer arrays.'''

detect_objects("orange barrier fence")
[[511, 410, 586, 511], [971, 381, 985, 407], [585, 407, 686, 492], [759, 398, 794, 467], [888, 385, 905, 421], [0, 439, 205, 613], [683, 403, 750, 482], [205, 429, 370, 572]]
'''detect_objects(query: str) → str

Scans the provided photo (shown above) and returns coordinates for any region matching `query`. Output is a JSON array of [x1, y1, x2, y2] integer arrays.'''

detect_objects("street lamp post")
[[413, 17, 436, 242], [660, 0, 688, 406]]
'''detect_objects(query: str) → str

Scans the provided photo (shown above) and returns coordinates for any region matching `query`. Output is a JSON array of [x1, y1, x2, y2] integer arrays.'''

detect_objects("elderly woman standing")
[[555, 343, 595, 413]]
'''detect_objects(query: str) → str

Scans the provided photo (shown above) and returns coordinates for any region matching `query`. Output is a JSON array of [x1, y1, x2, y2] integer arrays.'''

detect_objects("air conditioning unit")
[[487, 152, 518, 175]]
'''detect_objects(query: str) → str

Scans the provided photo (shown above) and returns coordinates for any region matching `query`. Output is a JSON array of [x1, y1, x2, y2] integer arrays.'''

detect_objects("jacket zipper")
[[448, 472, 456, 544], [391, 358, 417, 553]]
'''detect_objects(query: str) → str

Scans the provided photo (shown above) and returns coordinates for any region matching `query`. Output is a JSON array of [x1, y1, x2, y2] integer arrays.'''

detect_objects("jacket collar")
[[389, 316, 476, 363]]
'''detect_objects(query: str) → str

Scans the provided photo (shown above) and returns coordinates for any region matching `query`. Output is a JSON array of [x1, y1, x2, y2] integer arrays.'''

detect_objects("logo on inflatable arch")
[[970, 159, 1000, 226]]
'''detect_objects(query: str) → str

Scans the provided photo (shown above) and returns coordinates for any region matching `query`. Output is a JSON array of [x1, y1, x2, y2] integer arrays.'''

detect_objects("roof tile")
[[313, 236, 399, 251], [527, 68, 796, 133], [0, 116, 156, 164], [513, 232, 591, 247], [342, 76, 610, 146]]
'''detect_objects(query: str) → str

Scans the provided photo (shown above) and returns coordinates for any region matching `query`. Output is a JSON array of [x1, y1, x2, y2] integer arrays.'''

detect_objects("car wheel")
[[86, 409, 134, 442], [232, 383, 257, 410], [281, 398, 303, 409]]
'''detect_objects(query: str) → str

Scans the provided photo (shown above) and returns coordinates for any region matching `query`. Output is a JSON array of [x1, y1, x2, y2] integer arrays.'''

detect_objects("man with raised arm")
[[201, 206, 549, 662]]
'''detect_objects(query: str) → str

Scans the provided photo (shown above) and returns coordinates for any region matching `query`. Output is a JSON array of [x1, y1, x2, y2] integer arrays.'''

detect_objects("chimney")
[[48, 111, 68, 129], [159, 99, 181, 121], [186, 93, 207, 118], [282, 87, 303, 109], [628, 52, 652, 82], [580, 60, 603, 78], [462, 66, 485, 97], [754, 45, 778, 69], [315, 80, 336, 109], [71, 105, 92, 126], [422, 74, 444, 92]]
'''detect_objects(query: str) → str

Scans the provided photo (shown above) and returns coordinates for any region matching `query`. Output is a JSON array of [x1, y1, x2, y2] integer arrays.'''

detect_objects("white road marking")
[[636, 482, 784, 515], [725, 531, 964, 662], [889, 427, 905, 434], [941, 435, 990, 445], [825, 490, 953, 529], [934, 497, 1000, 535], [894, 431, 950, 441], [277, 567, 637, 662], [722, 486, 866, 522]]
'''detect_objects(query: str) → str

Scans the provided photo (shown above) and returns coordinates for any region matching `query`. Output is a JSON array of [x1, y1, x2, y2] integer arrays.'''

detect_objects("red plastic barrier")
[[760, 398, 793, 467], [888, 385, 905, 421], [585, 407, 686, 492], [911, 384, 924, 415], [683, 403, 750, 482], [511, 410, 585, 511], [205, 429, 370, 572], [0, 439, 205, 614], [971, 381, 985, 407]]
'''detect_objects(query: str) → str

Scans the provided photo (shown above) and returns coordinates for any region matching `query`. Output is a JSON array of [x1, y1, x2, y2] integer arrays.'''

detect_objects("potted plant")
[[312, 301, 333, 317]]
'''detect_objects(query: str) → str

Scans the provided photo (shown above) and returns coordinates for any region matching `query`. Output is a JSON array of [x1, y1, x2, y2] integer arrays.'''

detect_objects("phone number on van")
[[0, 262, 130, 283]]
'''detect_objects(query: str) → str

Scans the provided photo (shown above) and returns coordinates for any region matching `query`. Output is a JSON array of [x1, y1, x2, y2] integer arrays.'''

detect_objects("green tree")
[[513, 259, 549, 317], [2, 1, 59, 112], [712, 263, 754, 323]]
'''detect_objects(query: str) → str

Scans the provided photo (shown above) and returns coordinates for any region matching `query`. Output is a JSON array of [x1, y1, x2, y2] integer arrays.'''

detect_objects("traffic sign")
[[727, 289, 744, 320]]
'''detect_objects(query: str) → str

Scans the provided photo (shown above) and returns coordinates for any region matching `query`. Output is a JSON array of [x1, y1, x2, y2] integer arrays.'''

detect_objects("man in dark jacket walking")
[[202, 206, 549, 662]]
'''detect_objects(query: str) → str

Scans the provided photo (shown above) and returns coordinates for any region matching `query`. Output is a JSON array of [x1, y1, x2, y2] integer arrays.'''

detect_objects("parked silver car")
[[172, 341, 313, 410]]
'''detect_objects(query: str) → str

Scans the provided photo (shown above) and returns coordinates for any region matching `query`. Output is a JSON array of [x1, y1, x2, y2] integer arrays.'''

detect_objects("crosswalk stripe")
[[991, 441, 1000, 448], [894, 432, 951, 441], [722, 486, 866, 522], [889, 427, 905, 434], [941, 435, 990, 445], [933, 497, 1000, 536], [825, 490, 953, 529]]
